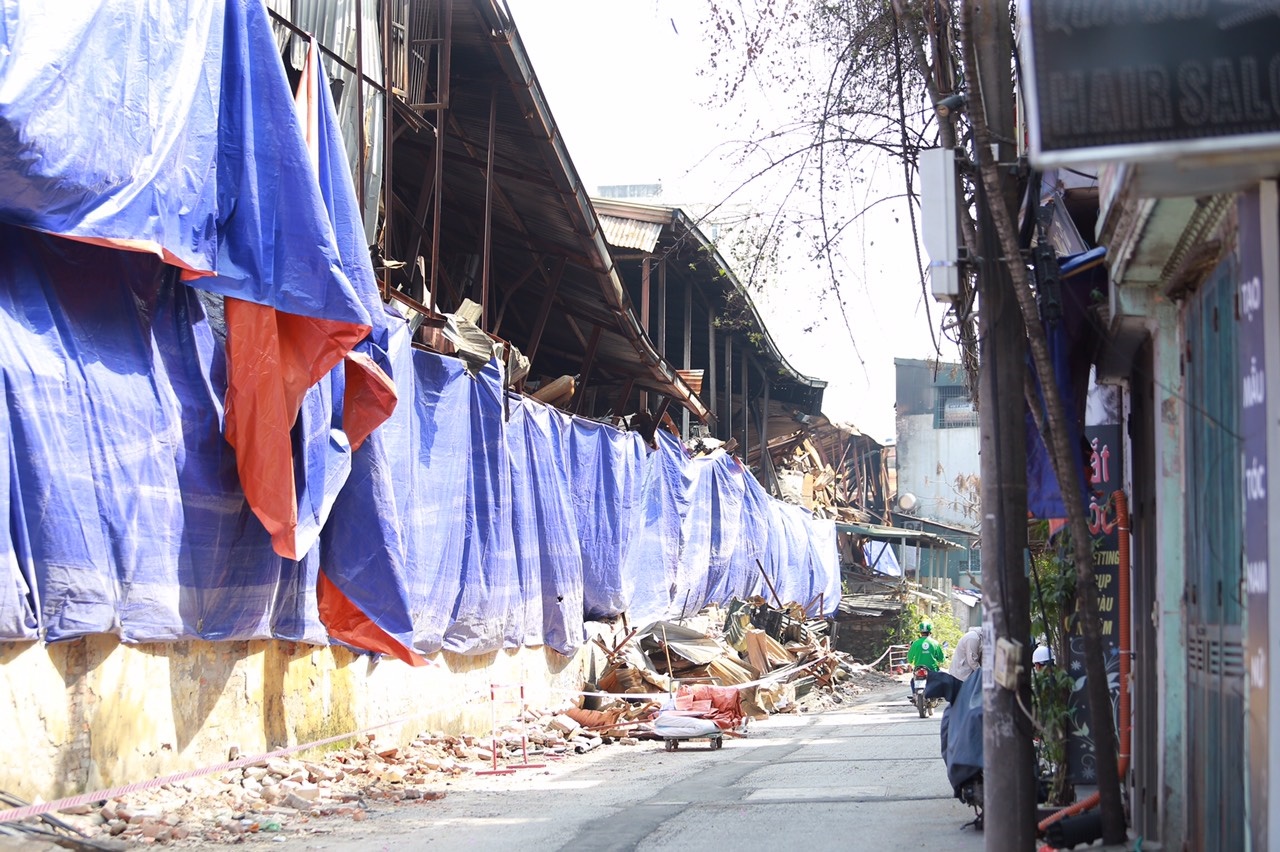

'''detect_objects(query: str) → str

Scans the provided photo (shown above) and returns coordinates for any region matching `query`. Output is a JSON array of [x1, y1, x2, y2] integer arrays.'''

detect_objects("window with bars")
[[934, 385, 978, 429]]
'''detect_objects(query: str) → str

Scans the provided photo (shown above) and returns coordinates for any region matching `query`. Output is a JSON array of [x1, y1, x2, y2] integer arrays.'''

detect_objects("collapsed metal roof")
[[598, 215, 664, 254], [273, 0, 709, 421], [414, 1, 707, 418], [591, 198, 826, 421]]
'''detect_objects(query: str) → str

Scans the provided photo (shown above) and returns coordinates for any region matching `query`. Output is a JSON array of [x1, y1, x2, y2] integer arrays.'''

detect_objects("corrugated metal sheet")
[[598, 214, 662, 253], [267, 0, 385, 242]]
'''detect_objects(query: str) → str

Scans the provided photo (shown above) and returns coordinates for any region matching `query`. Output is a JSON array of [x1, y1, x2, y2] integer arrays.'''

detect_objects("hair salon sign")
[[1019, 0, 1280, 166]]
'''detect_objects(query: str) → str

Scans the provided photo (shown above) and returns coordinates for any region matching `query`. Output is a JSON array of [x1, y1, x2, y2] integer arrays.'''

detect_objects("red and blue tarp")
[[0, 0, 841, 657]]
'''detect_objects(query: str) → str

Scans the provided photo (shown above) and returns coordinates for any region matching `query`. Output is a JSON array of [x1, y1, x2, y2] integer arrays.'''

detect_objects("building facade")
[[892, 358, 981, 582]]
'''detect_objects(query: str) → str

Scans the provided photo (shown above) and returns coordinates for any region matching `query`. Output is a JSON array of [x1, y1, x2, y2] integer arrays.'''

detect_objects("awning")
[[835, 522, 963, 550]]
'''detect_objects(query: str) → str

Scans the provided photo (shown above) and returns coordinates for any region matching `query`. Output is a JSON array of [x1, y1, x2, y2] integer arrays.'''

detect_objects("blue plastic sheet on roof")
[[0, 0, 373, 331], [864, 541, 903, 577]]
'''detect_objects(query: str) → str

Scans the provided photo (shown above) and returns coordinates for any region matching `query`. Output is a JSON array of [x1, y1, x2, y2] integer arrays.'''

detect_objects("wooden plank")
[[532, 375, 574, 405], [744, 628, 772, 675]]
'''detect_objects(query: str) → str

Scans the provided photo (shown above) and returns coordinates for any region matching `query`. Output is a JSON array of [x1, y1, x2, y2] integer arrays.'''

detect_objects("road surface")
[[243, 685, 984, 852]]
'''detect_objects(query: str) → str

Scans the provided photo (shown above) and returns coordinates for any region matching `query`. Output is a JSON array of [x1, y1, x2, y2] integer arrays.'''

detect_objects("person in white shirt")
[[948, 625, 983, 681]]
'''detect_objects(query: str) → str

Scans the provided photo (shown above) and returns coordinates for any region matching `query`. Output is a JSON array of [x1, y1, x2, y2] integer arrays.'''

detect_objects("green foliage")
[[1027, 521, 1094, 807], [1033, 665, 1077, 805], [713, 289, 754, 332], [1027, 520, 1074, 665], [893, 598, 962, 660]]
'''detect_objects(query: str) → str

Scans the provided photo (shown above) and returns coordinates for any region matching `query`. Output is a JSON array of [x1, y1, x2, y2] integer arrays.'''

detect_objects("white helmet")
[[1033, 645, 1054, 665]]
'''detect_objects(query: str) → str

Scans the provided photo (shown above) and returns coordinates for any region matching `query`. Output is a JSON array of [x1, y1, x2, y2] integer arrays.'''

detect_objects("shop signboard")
[[1020, 0, 1280, 167], [1065, 423, 1123, 782], [1239, 186, 1270, 851]]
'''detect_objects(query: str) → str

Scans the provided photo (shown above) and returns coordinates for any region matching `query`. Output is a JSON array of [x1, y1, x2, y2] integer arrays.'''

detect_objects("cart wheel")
[[665, 739, 677, 752], [712, 737, 722, 750]]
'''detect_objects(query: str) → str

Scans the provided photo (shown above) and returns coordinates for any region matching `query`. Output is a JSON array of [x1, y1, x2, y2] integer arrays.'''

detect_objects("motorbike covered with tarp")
[[928, 669, 984, 826]]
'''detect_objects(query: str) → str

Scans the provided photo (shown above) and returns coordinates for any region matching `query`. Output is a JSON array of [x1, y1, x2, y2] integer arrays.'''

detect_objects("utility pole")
[[971, 1, 1036, 849]]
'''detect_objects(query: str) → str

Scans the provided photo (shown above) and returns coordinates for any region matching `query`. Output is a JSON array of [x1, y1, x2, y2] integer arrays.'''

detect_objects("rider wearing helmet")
[[1032, 644, 1055, 672], [907, 620, 946, 672]]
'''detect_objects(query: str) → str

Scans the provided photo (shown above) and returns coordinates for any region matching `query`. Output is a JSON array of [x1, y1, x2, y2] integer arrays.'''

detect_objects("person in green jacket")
[[906, 620, 947, 701], [908, 620, 947, 670]]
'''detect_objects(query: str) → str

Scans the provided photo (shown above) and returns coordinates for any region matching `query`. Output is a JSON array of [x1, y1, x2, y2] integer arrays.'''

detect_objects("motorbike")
[[910, 666, 940, 718], [930, 669, 984, 829], [929, 668, 1053, 833]]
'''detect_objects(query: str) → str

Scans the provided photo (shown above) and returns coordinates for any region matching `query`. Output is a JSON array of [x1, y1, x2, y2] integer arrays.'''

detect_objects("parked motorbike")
[[929, 668, 1054, 832], [910, 666, 939, 718], [930, 669, 984, 829]]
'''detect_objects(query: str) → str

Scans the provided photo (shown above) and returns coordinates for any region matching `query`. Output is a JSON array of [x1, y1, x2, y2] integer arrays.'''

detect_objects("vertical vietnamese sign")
[[1066, 420, 1123, 781], [1239, 186, 1270, 851]]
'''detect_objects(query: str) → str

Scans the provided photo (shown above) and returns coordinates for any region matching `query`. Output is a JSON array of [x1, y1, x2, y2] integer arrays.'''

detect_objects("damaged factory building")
[[0, 0, 960, 836]]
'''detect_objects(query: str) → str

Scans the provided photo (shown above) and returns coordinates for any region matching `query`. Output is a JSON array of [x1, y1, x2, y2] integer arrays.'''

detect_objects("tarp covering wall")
[[620, 432, 840, 628], [0, 223, 328, 644], [0, 0, 395, 567], [0, 0, 841, 656], [0, 230, 841, 649]]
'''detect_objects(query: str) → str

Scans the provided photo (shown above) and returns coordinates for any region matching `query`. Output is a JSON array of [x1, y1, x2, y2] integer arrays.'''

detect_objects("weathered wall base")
[[0, 637, 587, 802]]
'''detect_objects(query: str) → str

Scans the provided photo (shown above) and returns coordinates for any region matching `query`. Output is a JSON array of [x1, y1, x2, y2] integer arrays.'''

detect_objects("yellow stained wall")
[[0, 637, 587, 802]]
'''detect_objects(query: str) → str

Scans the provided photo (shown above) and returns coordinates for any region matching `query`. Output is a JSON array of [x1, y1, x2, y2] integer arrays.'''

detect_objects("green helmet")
[[919, 620, 933, 634]]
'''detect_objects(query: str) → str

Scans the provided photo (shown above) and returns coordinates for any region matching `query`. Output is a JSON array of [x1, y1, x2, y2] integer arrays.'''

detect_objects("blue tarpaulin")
[[0, 218, 843, 648], [1025, 249, 1106, 519], [0, 0, 843, 653], [0, 223, 328, 644], [864, 541, 903, 577], [569, 419, 646, 620]]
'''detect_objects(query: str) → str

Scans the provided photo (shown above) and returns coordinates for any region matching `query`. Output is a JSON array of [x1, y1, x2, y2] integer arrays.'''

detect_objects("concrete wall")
[[894, 411, 981, 530], [0, 636, 587, 802]]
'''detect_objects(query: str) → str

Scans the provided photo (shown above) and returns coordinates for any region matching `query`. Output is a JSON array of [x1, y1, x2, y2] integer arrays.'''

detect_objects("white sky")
[[503, 1, 955, 442]]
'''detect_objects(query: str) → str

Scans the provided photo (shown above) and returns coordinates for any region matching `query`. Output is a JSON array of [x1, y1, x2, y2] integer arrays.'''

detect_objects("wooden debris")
[[532, 375, 575, 406]]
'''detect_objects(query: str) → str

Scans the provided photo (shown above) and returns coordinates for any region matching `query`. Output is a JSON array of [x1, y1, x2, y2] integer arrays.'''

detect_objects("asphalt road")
[[243, 685, 985, 852]]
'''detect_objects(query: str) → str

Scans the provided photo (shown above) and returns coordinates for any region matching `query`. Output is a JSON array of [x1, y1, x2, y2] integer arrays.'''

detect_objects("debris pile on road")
[[584, 592, 891, 722], [7, 597, 899, 848], [7, 733, 494, 846]]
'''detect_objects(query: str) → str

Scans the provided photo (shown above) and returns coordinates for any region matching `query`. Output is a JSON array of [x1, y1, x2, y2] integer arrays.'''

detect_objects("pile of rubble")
[[770, 433, 875, 524], [3, 598, 897, 848], [584, 594, 887, 719], [4, 716, 615, 848]]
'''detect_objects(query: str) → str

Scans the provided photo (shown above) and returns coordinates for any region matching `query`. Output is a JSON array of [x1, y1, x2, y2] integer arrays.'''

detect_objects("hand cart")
[[658, 676, 729, 751]]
